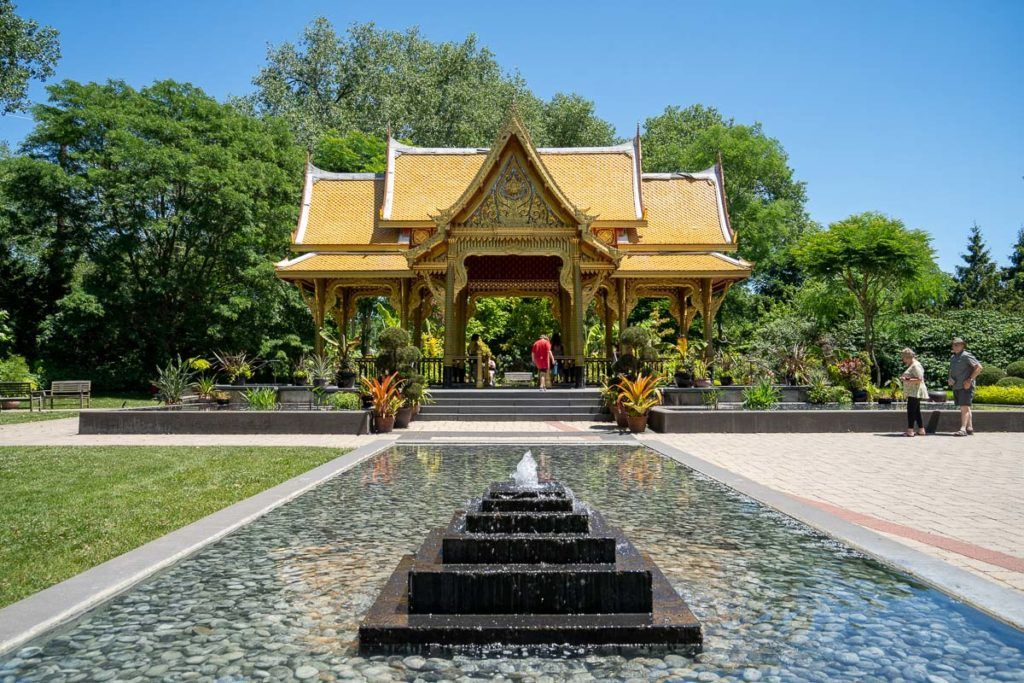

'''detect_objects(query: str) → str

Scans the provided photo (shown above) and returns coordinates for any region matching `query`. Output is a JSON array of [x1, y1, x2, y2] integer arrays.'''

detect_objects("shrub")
[[975, 365, 1006, 386], [975, 386, 1024, 405], [742, 379, 781, 410], [328, 391, 361, 410], [153, 356, 193, 404], [1005, 360, 1024, 379], [995, 376, 1024, 387], [0, 355, 37, 388], [242, 387, 277, 410]]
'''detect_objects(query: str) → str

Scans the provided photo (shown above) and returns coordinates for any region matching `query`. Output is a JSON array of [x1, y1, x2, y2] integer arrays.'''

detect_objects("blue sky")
[[4, 0, 1022, 270]]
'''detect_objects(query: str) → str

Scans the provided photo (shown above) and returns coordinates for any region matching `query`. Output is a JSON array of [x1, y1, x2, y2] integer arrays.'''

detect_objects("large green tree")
[[1, 79, 308, 387], [641, 105, 810, 273], [1002, 226, 1024, 300], [0, 0, 60, 114], [248, 18, 616, 150], [795, 212, 942, 383], [950, 223, 1001, 306]]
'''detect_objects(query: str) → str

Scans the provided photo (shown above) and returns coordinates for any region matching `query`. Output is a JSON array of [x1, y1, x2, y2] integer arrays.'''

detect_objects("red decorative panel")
[[465, 255, 562, 282]]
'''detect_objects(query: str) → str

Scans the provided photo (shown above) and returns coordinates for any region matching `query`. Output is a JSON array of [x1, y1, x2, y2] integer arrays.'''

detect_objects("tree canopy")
[[0, 79, 307, 386], [0, 0, 60, 114], [951, 223, 1000, 306]]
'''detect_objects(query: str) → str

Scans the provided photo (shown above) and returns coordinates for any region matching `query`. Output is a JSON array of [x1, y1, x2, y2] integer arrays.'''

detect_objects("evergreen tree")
[[950, 223, 1000, 307], [1003, 226, 1024, 296]]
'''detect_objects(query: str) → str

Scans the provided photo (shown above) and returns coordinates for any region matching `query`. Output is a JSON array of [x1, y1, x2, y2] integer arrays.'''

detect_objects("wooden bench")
[[503, 371, 534, 386], [0, 382, 40, 412], [42, 380, 92, 409]]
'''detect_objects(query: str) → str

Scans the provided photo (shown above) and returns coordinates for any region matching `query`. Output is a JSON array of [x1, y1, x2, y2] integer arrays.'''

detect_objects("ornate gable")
[[463, 153, 565, 229]]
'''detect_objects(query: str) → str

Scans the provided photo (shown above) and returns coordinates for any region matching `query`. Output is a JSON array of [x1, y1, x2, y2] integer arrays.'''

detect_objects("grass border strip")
[[0, 438, 397, 656], [641, 439, 1024, 631]]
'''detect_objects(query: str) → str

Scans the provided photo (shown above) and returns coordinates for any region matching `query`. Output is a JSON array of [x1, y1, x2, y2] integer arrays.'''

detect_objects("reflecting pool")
[[2, 445, 1022, 682]]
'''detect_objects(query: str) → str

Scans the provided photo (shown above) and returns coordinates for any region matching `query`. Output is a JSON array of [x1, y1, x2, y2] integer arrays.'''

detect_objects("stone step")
[[415, 411, 610, 422], [421, 404, 604, 415]]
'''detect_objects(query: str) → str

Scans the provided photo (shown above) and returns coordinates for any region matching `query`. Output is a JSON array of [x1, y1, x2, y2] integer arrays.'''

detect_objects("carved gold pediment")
[[463, 154, 565, 229]]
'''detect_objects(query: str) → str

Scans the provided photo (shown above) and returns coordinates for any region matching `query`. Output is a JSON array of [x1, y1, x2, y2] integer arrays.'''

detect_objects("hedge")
[[976, 365, 1006, 386], [974, 385, 1024, 405], [1006, 360, 1024, 379], [996, 376, 1024, 387]]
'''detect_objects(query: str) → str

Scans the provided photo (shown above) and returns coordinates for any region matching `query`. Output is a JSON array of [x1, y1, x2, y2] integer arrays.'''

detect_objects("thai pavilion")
[[275, 109, 751, 386]]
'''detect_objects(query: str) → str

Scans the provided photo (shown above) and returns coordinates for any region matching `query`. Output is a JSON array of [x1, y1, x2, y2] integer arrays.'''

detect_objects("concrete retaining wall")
[[79, 409, 370, 435], [649, 407, 1024, 433], [662, 386, 808, 406]]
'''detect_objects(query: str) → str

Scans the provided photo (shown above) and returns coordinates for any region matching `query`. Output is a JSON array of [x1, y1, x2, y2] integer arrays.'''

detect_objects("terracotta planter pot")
[[395, 405, 413, 429], [626, 414, 649, 434], [693, 378, 712, 388], [612, 403, 629, 429], [374, 414, 396, 433], [412, 403, 420, 416]]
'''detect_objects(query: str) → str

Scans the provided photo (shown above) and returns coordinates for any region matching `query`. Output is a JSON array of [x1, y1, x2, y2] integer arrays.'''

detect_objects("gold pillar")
[[571, 257, 585, 385], [312, 280, 328, 356], [399, 279, 409, 330], [443, 261, 456, 364], [602, 290, 615, 359], [617, 279, 628, 342], [412, 288, 425, 349], [700, 278, 714, 360]]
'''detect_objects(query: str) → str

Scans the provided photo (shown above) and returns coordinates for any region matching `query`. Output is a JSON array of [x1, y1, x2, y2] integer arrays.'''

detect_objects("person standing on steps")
[[549, 333, 564, 385], [532, 334, 555, 391], [900, 348, 928, 437], [948, 337, 983, 436]]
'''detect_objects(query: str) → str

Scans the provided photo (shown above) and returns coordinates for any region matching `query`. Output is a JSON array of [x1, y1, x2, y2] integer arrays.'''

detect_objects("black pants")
[[907, 397, 923, 429]]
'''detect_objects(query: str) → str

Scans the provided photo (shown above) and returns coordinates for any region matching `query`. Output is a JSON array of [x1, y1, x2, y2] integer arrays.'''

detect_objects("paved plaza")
[[3, 417, 1022, 595]]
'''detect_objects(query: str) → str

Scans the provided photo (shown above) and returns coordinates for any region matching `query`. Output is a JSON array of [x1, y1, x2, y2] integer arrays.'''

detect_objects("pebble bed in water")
[[3, 444, 1023, 682]]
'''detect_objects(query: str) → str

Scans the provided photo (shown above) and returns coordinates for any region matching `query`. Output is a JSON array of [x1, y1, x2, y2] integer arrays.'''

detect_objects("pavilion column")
[[399, 279, 410, 330], [676, 288, 691, 339], [617, 279, 628, 350], [602, 289, 615, 359], [571, 257, 585, 388], [312, 279, 328, 356], [412, 288, 425, 349], [700, 278, 714, 360], [443, 260, 456, 387]]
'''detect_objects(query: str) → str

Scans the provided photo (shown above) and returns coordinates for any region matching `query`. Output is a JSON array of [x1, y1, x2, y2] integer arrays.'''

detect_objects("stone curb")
[[641, 438, 1024, 631], [0, 438, 397, 656]]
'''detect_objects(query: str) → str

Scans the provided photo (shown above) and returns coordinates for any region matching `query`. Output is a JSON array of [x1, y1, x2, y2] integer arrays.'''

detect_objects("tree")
[[313, 130, 386, 172], [248, 18, 618, 152], [641, 105, 810, 280], [795, 212, 940, 383], [540, 93, 617, 147], [951, 223, 1001, 306], [1003, 226, 1024, 298], [2, 79, 307, 387], [0, 0, 60, 114]]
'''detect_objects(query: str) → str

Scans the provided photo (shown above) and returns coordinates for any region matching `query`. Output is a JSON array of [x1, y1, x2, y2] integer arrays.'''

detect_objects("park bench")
[[503, 371, 534, 386], [41, 380, 92, 409], [0, 382, 40, 412]]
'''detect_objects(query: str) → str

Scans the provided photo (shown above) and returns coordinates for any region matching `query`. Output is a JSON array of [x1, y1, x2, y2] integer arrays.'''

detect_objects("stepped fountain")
[[359, 452, 703, 651]]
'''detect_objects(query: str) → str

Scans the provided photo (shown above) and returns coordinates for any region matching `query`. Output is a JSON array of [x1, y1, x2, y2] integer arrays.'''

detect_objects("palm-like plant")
[[360, 372, 405, 417], [616, 373, 664, 417], [193, 376, 217, 399]]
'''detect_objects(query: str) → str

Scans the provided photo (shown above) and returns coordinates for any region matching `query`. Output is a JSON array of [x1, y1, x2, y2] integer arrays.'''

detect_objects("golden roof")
[[638, 174, 729, 245], [613, 252, 751, 278], [276, 253, 413, 278], [297, 173, 396, 246]]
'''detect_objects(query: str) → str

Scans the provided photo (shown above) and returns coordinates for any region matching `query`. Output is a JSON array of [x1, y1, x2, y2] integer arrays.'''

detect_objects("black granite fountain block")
[[408, 564, 653, 615], [465, 511, 590, 534], [359, 555, 702, 652], [479, 482, 573, 513], [442, 534, 616, 564]]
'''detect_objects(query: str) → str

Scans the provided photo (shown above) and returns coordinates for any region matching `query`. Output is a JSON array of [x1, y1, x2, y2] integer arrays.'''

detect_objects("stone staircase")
[[417, 388, 609, 422]]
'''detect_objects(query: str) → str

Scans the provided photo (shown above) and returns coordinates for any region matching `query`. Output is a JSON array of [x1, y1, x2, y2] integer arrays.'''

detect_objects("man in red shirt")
[[531, 334, 555, 391]]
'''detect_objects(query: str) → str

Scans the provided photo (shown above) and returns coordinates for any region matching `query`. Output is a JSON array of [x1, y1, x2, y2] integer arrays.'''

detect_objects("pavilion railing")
[[355, 357, 445, 387]]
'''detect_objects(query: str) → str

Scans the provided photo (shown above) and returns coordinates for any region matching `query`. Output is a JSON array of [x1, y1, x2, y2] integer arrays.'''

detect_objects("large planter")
[[674, 373, 693, 388], [850, 389, 869, 403], [719, 376, 734, 387], [693, 378, 712, 388], [626, 414, 649, 434], [374, 413, 396, 433], [395, 405, 413, 429], [929, 390, 948, 403], [337, 371, 357, 389], [313, 378, 329, 389], [612, 403, 629, 429]]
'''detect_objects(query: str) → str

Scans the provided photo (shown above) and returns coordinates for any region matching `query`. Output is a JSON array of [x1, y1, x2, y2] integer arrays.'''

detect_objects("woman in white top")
[[900, 348, 929, 437]]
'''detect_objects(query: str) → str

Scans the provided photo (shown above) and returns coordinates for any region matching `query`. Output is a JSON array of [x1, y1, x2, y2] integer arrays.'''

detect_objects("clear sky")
[[4, 0, 1022, 270]]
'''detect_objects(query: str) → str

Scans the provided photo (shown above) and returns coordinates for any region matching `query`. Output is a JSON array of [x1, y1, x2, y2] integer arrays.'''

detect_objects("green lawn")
[[0, 446, 347, 608], [0, 392, 157, 425]]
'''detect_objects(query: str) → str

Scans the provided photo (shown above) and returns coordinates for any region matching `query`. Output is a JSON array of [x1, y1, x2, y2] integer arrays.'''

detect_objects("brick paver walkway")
[[642, 432, 1024, 593], [3, 417, 1021, 593]]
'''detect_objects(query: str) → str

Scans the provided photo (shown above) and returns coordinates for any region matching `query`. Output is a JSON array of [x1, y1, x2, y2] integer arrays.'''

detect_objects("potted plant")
[[292, 366, 309, 386], [779, 344, 810, 386], [214, 351, 258, 386], [691, 358, 712, 388], [361, 372, 404, 433], [153, 356, 194, 405], [192, 376, 217, 403], [213, 390, 231, 406], [303, 353, 336, 389], [835, 356, 870, 402], [715, 350, 737, 386], [600, 378, 629, 429], [616, 373, 663, 434]]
